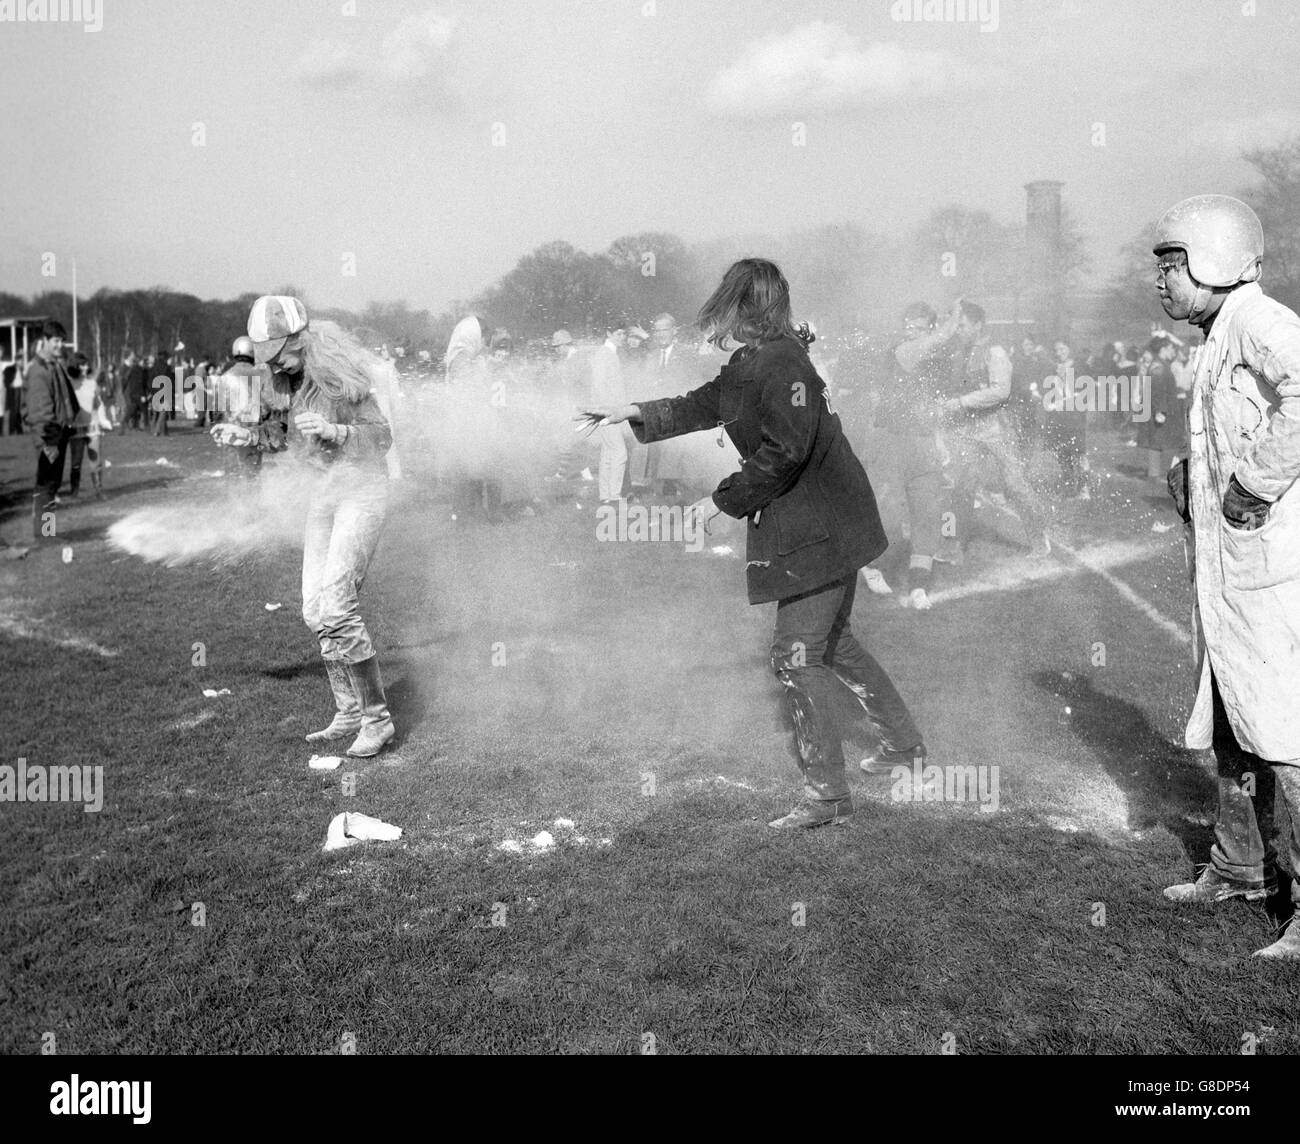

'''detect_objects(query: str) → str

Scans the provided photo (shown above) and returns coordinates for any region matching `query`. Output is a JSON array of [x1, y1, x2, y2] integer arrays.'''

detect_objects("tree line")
[[4, 137, 1296, 367]]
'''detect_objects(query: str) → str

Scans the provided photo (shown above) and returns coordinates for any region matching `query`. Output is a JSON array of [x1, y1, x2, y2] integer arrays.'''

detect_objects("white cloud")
[[704, 21, 1000, 117], [294, 9, 456, 92], [381, 11, 456, 84]]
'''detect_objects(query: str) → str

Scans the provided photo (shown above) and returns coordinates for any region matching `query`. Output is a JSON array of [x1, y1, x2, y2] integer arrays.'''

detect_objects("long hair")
[[443, 315, 485, 381], [290, 320, 379, 413], [697, 258, 804, 350]]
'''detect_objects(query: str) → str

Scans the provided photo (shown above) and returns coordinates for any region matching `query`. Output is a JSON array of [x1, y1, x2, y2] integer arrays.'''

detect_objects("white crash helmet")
[[1153, 195, 1263, 318]]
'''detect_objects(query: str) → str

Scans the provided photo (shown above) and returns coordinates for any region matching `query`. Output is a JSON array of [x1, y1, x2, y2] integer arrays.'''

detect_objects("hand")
[[686, 495, 721, 536], [1222, 474, 1269, 530], [574, 404, 636, 437], [294, 411, 339, 442]]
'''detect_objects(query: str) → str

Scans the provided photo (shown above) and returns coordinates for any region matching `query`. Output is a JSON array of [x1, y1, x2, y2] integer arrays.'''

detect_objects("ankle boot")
[[305, 659, 362, 743], [346, 655, 395, 757]]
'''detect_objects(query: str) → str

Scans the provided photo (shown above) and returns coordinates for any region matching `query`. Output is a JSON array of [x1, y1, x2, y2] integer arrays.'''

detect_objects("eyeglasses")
[[1154, 258, 1187, 282]]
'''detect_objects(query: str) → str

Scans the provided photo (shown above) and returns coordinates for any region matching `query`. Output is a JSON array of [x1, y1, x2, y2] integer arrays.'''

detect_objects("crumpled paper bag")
[[322, 812, 403, 852]]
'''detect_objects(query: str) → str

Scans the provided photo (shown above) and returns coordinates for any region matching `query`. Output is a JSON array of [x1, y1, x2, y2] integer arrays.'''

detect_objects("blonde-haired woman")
[[239, 295, 396, 757]]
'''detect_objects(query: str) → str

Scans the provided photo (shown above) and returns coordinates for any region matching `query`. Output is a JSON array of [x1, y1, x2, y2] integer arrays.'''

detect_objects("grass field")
[[1, 422, 1297, 1054]]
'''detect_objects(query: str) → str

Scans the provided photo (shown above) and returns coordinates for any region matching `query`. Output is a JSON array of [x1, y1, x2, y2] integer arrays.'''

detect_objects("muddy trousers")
[[1208, 673, 1300, 908], [771, 574, 923, 803], [301, 477, 389, 664]]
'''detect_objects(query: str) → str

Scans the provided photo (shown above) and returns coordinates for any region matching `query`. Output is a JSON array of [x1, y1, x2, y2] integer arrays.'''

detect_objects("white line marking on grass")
[[0, 612, 120, 658], [1054, 540, 1192, 646], [168, 710, 217, 732], [925, 537, 1168, 607]]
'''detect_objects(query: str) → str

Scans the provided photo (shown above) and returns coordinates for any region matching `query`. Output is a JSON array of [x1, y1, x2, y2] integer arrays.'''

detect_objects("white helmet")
[[1153, 195, 1262, 286]]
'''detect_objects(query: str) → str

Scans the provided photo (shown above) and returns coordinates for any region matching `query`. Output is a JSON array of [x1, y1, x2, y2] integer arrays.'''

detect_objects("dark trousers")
[[771, 574, 922, 802], [118, 397, 145, 433], [68, 435, 102, 494], [35, 426, 75, 501]]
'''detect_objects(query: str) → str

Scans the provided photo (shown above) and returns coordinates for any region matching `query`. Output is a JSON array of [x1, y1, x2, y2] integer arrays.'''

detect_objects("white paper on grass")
[[322, 812, 403, 852], [202, 688, 231, 698], [309, 755, 343, 771]]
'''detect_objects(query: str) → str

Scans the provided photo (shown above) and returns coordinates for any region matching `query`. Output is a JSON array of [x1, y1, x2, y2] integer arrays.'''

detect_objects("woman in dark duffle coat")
[[579, 258, 927, 828]]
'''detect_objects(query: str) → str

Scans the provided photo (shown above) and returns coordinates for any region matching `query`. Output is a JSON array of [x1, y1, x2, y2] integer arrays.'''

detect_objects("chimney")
[[1025, 180, 1064, 343]]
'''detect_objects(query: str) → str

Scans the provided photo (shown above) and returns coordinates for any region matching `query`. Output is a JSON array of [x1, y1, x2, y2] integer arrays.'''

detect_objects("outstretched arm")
[[576, 375, 723, 441]]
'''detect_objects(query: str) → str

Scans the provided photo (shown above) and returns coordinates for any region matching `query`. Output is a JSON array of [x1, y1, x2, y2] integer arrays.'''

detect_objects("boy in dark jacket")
[[23, 320, 79, 516]]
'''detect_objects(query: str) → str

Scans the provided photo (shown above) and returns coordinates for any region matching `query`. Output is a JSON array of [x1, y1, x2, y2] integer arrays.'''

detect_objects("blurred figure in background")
[[211, 335, 285, 478], [1041, 340, 1089, 501], [148, 349, 170, 436], [632, 313, 696, 500], [1008, 333, 1049, 452], [861, 299, 960, 609], [117, 350, 148, 434], [443, 315, 503, 523], [68, 353, 112, 499], [942, 301, 1053, 556], [588, 325, 630, 505], [1139, 335, 1184, 480], [1171, 341, 1194, 395], [23, 320, 78, 523]]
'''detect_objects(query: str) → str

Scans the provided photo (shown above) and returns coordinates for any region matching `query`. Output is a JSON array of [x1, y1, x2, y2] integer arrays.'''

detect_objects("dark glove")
[[1167, 457, 1190, 523], [1222, 474, 1270, 531]]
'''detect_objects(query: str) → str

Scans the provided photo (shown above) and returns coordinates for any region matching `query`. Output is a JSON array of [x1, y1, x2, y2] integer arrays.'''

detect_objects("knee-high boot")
[[346, 655, 395, 758], [305, 659, 362, 743]]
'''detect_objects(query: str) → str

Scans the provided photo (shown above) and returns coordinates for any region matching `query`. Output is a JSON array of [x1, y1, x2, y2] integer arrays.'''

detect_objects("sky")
[[0, 0, 1296, 314]]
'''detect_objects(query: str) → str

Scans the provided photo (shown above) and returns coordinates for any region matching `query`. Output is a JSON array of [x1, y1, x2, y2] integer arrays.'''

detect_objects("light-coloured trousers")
[[597, 423, 628, 502], [301, 474, 389, 663]]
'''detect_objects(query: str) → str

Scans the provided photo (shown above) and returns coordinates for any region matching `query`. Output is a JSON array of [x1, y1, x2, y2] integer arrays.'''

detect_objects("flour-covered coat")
[[1185, 282, 1300, 760]]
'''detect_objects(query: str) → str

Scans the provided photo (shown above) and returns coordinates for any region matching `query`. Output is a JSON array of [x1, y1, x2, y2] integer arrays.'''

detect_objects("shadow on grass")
[[385, 669, 430, 747], [260, 658, 320, 681], [1032, 669, 1215, 861]]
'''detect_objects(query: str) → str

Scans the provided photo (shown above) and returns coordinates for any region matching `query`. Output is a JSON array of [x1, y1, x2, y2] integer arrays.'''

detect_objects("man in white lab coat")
[[1158, 194, 1300, 960]]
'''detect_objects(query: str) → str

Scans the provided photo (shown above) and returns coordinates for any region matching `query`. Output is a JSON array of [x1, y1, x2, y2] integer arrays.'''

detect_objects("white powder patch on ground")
[[494, 816, 604, 856], [0, 609, 120, 658], [683, 774, 760, 793]]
